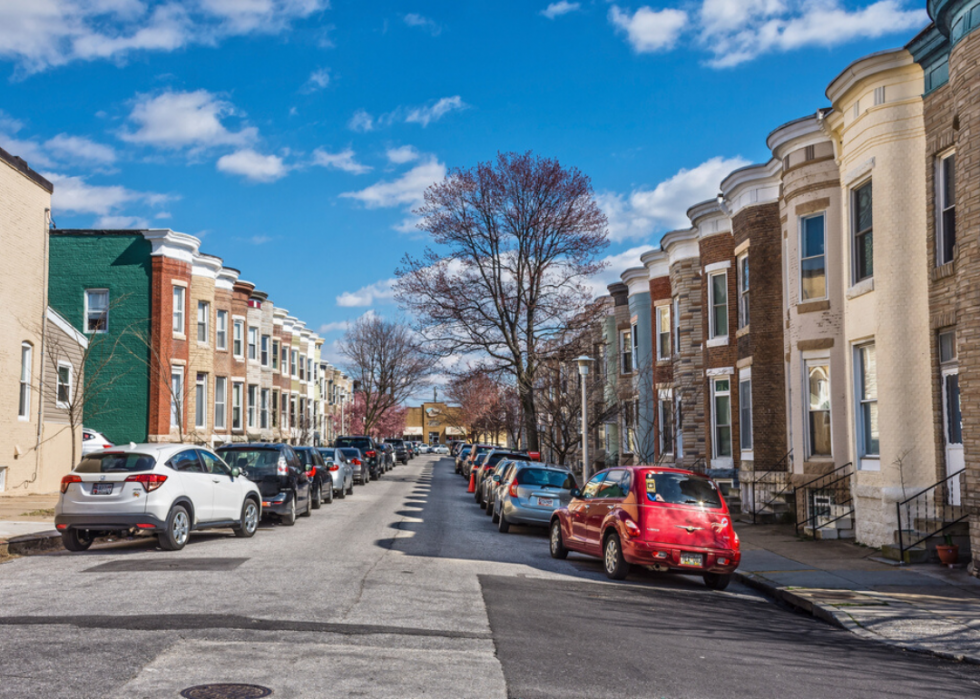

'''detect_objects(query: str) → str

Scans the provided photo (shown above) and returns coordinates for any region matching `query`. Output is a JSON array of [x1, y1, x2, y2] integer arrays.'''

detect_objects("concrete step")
[[912, 519, 969, 537], [880, 543, 929, 564]]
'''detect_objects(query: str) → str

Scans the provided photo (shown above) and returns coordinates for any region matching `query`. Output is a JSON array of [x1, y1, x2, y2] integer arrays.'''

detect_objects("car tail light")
[[56, 523, 68, 530], [61, 474, 82, 493], [509, 480, 519, 498], [624, 518, 641, 538], [125, 473, 168, 492], [136, 523, 156, 529], [329, 464, 339, 471], [277, 455, 289, 476], [306, 470, 315, 478], [365, 450, 376, 458], [718, 557, 729, 566], [352, 458, 362, 466]]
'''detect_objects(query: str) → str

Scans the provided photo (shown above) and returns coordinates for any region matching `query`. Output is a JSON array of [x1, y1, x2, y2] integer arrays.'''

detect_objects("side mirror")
[[570, 488, 582, 499], [231, 467, 241, 478]]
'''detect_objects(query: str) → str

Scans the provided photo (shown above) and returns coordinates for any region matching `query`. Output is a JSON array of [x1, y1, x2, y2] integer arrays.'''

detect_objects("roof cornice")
[[720, 159, 782, 217], [826, 48, 913, 104], [142, 229, 202, 264], [767, 113, 830, 159]]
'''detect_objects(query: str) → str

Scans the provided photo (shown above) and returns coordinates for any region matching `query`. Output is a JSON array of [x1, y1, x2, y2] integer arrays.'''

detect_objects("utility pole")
[[575, 356, 594, 482]]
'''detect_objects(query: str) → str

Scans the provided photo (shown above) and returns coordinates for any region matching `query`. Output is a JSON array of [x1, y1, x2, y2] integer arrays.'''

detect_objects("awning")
[[445, 427, 465, 435], [403, 426, 423, 435]]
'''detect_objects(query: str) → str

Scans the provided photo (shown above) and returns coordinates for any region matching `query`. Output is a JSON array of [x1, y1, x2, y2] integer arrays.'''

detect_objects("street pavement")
[[1, 455, 979, 698]]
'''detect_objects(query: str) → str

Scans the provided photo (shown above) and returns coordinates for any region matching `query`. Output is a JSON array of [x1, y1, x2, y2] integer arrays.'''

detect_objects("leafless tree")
[[125, 328, 197, 443], [395, 151, 609, 453]]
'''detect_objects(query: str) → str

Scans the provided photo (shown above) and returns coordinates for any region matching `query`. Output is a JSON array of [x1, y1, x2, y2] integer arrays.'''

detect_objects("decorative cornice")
[[192, 253, 223, 279], [720, 159, 781, 217], [216, 267, 239, 291], [640, 248, 669, 279], [825, 48, 913, 104], [688, 198, 731, 239], [142, 229, 202, 263], [767, 114, 831, 160], [621, 267, 649, 297], [661, 227, 700, 265]]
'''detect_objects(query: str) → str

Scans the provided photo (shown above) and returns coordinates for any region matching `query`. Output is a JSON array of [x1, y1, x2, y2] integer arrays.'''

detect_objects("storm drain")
[[179, 684, 273, 698], [83, 557, 249, 573]]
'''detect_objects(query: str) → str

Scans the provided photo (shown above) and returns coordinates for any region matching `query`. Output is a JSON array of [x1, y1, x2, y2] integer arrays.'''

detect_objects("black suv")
[[217, 443, 312, 526], [335, 436, 382, 479], [384, 438, 410, 465], [293, 446, 333, 507]]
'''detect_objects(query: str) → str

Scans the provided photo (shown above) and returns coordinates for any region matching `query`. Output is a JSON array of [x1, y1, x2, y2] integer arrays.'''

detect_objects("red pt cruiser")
[[550, 466, 740, 590]]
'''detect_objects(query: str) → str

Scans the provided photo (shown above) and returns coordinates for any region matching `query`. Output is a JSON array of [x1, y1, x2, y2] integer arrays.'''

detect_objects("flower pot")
[[936, 544, 959, 565]]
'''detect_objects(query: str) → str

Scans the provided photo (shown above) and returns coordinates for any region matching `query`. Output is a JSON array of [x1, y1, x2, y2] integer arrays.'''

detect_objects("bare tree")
[[395, 151, 609, 452], [125, 328, 197, 443], [338, 314, 432, 434]]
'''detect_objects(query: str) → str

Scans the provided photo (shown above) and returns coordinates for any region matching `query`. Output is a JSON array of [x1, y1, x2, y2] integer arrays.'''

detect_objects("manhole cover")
[[180, 684, 273, 699]]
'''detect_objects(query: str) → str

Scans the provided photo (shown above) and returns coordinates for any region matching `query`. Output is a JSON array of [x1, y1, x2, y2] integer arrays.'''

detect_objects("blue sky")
[[0, 0, 929, 363]]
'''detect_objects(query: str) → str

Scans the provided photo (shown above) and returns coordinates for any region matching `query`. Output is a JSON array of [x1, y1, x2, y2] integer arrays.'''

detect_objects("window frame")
[[739, 373, 753, 453], [196, 301, 209, 344], [620, 329, 633, 374], [708, 270, 729, 340], [799, 213, 828, 302], [261, 388, 270, 429], [216, 310, 228, 351], [247, 327, 258, 361], [172, 286, 185, 336], [711, 377, 733, 460], [232, 381, 244, 431], [737, 253, 750, 329], [656, 305, 671, 361], [805, 360, 832, 458], [170, 366, 184, 429], [247, 384, 257, 429], [233, 319, 244, 358], [84, 289, 110, 334], [672, 297, 680, 354], [214, 376, 227, 430], [937, 151, 956, 266], [851, 180, 874, 284], [195, 372, 207, 430], [261, 335, 270, 367], [56, 361, 72, 410], [18, 342, 32, 419], [854, 343, 879, 462], [291, 349, 298, 378], [658, 389, 673, 456], [272, 339, 280, 370]]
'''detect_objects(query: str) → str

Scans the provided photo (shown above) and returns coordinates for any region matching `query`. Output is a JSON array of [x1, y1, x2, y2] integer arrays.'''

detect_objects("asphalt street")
[[1, 454, 978, 698]]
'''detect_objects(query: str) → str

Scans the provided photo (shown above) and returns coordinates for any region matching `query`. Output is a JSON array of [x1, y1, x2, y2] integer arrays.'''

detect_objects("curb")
[[734, 570, 980, 666], [0, 529, 64, 561]]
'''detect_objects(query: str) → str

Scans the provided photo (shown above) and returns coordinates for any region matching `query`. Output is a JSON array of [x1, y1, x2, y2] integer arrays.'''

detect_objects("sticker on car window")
[[645, 473, 656, 493]]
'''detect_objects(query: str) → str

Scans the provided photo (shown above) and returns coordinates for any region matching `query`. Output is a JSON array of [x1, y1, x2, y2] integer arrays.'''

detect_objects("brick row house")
[[593, 1, 980, 573]]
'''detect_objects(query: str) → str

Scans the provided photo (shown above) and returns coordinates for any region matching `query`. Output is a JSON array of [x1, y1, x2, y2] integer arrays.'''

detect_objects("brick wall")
[[669, 257, 705, 469], [148, 256, 191, 440], [650, 276, 673, 462]]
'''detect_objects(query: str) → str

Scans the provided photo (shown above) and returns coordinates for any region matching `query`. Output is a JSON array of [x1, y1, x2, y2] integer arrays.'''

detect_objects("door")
[[201, 450, 241, 521], [588, 470, 630, 550], [169, 449, 213, 523], [942, 369, 963, 506], [570, 472, 606, 544]]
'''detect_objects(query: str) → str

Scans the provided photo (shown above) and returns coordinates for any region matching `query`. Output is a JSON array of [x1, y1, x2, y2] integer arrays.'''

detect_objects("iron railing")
[[896, 469, 966, 563], [794, 462, 854, 537], [750, 449, 793, 524], [689, 456, 707, 475]]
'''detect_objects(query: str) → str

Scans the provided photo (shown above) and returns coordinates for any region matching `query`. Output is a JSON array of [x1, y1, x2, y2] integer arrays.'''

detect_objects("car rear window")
[[75, 453, 156, 473], [340, 448, 360, 459], [295, 448, 320, 467], [515, 468, 575, 489], [319, 449, 336, 460], [337, 437, 370, 449], [218, 448, 281, 477], [643, 472, 722, 508]]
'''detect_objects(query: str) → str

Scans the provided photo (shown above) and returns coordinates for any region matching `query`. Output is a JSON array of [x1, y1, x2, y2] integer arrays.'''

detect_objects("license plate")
[[537, 497, 555, 507], [92, 483, 114, 495], [680, 552, 703, 567]]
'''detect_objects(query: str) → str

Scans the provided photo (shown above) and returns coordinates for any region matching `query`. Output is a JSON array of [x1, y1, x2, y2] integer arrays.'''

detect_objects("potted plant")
[[936, 534, 959, 565]]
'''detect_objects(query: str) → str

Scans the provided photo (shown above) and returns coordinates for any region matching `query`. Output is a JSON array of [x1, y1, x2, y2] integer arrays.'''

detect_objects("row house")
[[47, 228, 328, 451], [318, 361, 353, 445], [596, 1, 980, 571]]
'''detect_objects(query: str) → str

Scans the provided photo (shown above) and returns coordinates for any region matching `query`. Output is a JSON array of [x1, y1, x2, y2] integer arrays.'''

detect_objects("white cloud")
[[597, 156, 750, 242], [541, 2, 581, 19], [44, 134, 116, 164], [319, 309, 377, 334], [586, 245, 650, 298], [216, 149, 288, 182], [405, 96, 467, 127], [44, 172, 170, 216], [348, 109, 375, 133], [122, 90, 257, 150], [93, 214, 149, 229], [386, 145, 420, 164], [301, 67, 330, 93], [312, 147, 371, 174], [336, 279, 397, 308], [341, 157, 446, 210], [403, 13, 441, 35], [608, 5, 688, 53]]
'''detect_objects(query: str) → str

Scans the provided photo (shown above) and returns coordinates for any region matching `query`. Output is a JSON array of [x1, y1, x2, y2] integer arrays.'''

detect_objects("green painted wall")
[[48, 233, 153, 444]]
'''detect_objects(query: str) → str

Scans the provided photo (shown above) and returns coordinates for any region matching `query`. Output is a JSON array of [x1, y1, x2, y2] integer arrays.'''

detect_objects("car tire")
[[159, 505, 191, 551], [498, 510, 511, 534], [485, 498, 494, 516], [62, 529, 94, 552], [550, 520, 569, 560], [311, 480, 322, 510], [337, 479, 346, 499], [346, 480, 354, 496], [603, 533, 630, 580], [300, 487, 313, 517], [234, 498, 259, 538], [491, 506, 500, 524], [703, 573, 732, 591], [281, 495, 297, 526]]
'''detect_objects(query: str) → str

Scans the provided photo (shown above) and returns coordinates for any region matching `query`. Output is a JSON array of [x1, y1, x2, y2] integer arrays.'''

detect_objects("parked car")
[[475, 450, 532, 506], [483, 455, 541, 515], [335, 436, 382, 479], [433, 444, 450, 455], [550, 466, 740, 589], [379, 443, 395, 471], [419, 444, 431, 454], [455, 445, 472, 474], [464, 445, 495, 478], [81, 428, 114, 456], [55, 443, 262, 552], [338, 447, 370, 484], [384, 438, 411, 465], [318, 448, 354, 498], [411, 442, 421, 456], [293, 446, 332, 507], [492, 462, 576, 534], [218, 443, 313, 526]]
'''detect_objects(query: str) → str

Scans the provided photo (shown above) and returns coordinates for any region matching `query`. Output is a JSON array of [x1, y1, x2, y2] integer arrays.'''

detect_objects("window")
[[195, 373, 207, 429], [737, 254, 750, 328], [248, 385, 257, 428], [801, 214, 826, 301], [272, 340, 280, 370], [271, 390, 279, 428], [232, 382, 243, 430], [656, 306, 671, 360], [291, 350, 298, 377], [308, 358, 313, 381], [939, 329, 956, 364], [281, 346, 288, 375], [261, 335, 270, 366], [712, 378, 732, 458], [855, 344, 879, 458], [739, 376, 753, 451], [214, 377, 227, 430], [233, 320, 244, 357], [806, 362, 832, 457], [247, 327, 258, 361], [281, 392, 289, 428], [709, 271, 728, 339], [299, 354, 305, 381], [216, 311, 228, 350], [18, 343, 32, 419], [170, 368, 184, 429], [85, 289, 109, 333], [874, 85, 886, 106], [173, 286, 185, 335], [261, 388, 270, 429], [672, 297, 680, 354], [658, 391, 673, 455], [56, 363, 72, 409], [197, 302, 209, 344], [938, 153, 956, 265], [620, 329, 633, 374], [852, 181, 873, 283], [290, 395, 297, 428]]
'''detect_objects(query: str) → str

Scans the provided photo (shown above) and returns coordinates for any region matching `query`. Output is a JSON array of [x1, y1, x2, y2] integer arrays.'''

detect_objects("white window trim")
[[672, 297, 680, 355], [18, 342, 32, 420], [197, 301, 210, 345], [936, 149, 956, 267], [853, 341, 880, 469], [195, 373, 207, 430], [850, 179, 874, 286], [232, 381, 244, 431], [658, 388, 673, 456], [708, 270, 729, 344], [170, 366, 184, 429], [84, 289, 110, 335], [737, 252, 750, 329], [656, 305, 670, 361], [799, 213, 829, 303], [619, 329, 633, 374], [261, 387, 270, 429], [233, 319, 245, 359], [56, 361, 73, 410], [216, 310, 228, 351], [803, 358, 833, 460], [172, 286, 186, 337], [710, 377, 734, 466], [704, 260, 731, 273], [739, 367, 753, 460], [247, 384, 257, 429], [247, 327, 258, 362], [291, 349, 299, 378], [214, 376, 227, 431], [261, 335, 270, 367]]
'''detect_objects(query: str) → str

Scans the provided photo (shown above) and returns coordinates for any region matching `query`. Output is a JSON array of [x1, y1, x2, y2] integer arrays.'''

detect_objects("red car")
[[549, 466, 740, 590]]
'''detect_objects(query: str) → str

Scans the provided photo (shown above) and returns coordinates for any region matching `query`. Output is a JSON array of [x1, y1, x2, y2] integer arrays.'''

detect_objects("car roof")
[[82, 442, 211, 459], [609, 465, 710, 478], [217, 442, 289, 450]]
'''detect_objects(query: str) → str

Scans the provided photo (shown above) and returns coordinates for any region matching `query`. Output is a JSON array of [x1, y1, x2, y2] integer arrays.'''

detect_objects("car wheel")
[[61, 529, 94, 552], [281, 495, 297, 526], [337, 480, 346, 499], [159, 505, 191, 551], [498, 510, 511, 534], [311, 481, 322, 510], [346, 479, 354, 496], [485, 497, 494, 515], [703, 573, 732, 591], [603, 533, 630, 580], [235, 499, 259, 538], [550, 520, 569, 560], [323, 481, 334, 505], [300, 487, 313, 517], [491, 502, 500, 524]]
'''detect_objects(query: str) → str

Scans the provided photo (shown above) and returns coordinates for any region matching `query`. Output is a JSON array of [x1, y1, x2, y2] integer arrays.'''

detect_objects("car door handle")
[[606, 505, 614, 510], [212, 479, 221, 483]]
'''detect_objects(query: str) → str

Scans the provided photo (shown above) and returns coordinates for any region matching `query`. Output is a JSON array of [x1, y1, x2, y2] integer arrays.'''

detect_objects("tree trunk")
[[520, 387, 539, 453]]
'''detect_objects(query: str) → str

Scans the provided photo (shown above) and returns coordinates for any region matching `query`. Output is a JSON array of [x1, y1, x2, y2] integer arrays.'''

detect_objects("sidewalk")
[[735, 522, 980, 664], [0, 494, 60, 558]]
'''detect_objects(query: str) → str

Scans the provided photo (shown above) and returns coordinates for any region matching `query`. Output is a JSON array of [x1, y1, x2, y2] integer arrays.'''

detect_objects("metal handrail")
[[794, 462, 854, 537], [896, 469, 966, 563], [750, 449, 793, 524]]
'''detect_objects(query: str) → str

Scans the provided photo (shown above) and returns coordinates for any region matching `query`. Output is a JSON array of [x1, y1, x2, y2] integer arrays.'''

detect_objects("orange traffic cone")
[[467, 469, 476, 493]]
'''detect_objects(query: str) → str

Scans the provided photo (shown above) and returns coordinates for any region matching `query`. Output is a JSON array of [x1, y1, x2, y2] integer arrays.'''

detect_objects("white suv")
[[55, 443, 262, 552]]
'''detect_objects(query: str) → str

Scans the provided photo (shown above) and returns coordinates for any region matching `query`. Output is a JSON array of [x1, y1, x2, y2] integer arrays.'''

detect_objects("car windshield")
[[644, 472, 723, 508], [515, 468, 575, 489], [217, 448, 281, 477], [75, 453, 156, 473]]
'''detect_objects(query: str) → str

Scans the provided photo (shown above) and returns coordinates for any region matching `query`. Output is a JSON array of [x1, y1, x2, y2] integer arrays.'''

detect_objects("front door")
[[942, 369, 963, 506], [570, 473, 606, 543], [587, 470, 629, 551]]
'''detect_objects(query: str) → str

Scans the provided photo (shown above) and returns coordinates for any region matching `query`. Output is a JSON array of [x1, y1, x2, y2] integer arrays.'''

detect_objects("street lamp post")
[[574, 356, 594, 483]]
